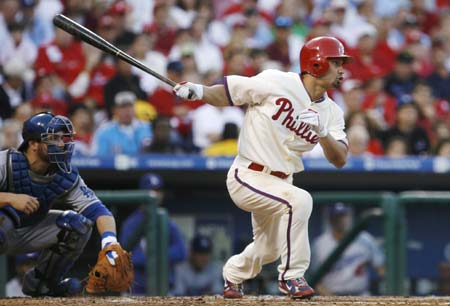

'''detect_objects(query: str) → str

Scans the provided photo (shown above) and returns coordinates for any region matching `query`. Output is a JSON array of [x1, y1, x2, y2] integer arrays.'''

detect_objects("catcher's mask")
[[19, 112, 75, 173]]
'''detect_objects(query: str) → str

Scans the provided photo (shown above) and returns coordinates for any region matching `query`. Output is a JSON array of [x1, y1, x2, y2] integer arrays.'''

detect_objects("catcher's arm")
[[97, 215, 120, 265]]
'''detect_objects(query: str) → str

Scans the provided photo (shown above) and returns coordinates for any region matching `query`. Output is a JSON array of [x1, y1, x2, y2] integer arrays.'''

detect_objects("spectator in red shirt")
[[30, 72, 68, 116], [361, 76, 397, 128], [34, 27, 87, 100], [410, 0, 440, 34], [146, 3, 177, 56], [149, 61, 202, 140]]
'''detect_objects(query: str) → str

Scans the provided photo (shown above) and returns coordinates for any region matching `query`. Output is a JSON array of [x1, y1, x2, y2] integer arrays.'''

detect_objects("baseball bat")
[[53, 14, 176, 87]]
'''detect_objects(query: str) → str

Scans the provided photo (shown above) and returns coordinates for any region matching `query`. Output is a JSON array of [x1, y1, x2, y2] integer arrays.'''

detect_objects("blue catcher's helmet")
[[19, 112, 75, 173]]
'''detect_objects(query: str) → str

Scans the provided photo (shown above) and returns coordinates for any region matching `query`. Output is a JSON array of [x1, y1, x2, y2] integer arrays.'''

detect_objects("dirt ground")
[[0, 296, 450, 306]]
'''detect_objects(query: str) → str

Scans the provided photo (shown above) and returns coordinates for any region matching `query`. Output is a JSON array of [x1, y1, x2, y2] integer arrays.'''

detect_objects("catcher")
[[0, 112, 133, 296]]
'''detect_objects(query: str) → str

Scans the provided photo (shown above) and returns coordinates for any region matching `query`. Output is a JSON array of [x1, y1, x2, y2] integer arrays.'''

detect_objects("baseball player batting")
[[174, 36, 351, 299], [0, 112, 132, 296]]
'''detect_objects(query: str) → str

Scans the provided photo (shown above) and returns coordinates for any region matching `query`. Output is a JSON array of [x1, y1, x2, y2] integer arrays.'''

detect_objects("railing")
[[2, 191, 450, 296]]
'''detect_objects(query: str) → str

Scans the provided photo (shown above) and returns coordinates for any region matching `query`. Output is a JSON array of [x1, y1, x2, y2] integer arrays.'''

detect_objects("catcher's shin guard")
[[22, 211, 93, 296]]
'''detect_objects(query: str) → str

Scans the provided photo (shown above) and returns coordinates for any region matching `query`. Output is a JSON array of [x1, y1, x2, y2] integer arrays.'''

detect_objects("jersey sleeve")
[[361, 232, 385, 268], [328, 104, 348, 145], [64, 176, 101, 212], [0, 150, 8, 191], [224, 72, 273, 106]]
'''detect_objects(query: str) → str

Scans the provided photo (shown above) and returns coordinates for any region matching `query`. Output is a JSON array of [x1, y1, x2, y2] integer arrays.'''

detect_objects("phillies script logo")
[[271, 98, 319, 144]]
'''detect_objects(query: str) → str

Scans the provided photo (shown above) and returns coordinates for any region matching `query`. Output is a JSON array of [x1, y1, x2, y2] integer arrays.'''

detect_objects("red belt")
[[248, 162, 289, 179]]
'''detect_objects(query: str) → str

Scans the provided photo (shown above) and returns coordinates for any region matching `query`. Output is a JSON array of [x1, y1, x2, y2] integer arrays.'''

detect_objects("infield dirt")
[[0, 296, 450, 306]]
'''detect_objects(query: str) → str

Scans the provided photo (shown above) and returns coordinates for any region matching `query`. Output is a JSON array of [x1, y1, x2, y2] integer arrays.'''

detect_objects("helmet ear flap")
[[309, 58, 329, 77]]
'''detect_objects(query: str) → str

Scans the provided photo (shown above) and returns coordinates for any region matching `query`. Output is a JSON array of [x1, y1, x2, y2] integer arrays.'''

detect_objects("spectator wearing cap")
[[6, 252, 39, 297], [310, 203, 384, 296], [91, 91, 152, 156], [172, 234, 223, 296], [384, 51, 420, 105], [266, 16, 303, 70], [149, 61, 202, 150], [119, 173, 187, 294], [106, 0, 136, 49]]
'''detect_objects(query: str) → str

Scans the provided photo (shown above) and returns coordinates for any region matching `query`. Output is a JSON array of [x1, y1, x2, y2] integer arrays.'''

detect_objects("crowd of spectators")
[[0, 0, 449, 157]]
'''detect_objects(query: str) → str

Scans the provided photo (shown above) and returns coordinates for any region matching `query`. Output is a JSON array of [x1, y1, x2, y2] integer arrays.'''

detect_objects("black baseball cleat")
[[23, 270, 82, 297], [278, 277, 315, 299]]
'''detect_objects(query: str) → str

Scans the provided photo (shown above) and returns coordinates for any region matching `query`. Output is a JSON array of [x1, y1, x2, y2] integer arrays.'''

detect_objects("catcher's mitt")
[[85, 244, 134, 293]]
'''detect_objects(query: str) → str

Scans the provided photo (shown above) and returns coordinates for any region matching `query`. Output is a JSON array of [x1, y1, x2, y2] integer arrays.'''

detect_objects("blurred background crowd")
[[0, 0, 450, 157]]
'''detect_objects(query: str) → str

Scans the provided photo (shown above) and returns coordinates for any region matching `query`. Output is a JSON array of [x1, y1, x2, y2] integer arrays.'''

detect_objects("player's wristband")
[[101, 231, 117, 249]]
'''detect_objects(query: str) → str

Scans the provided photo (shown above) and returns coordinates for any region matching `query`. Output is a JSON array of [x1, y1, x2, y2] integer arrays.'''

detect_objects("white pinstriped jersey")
[[224, 69, 347, 174]]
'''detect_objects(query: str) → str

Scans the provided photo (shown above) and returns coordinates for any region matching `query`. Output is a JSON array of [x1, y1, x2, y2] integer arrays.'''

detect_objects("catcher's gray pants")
[[0, 210, 92, 294]]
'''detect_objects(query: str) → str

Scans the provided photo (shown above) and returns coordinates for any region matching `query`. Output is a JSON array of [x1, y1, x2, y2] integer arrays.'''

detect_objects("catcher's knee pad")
[[56, 210, 93, 252]]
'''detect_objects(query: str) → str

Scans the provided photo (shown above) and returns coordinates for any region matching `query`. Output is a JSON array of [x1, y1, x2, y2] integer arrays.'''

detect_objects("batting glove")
[[298, 109, 328, 138], [173, 81, 203, 100]]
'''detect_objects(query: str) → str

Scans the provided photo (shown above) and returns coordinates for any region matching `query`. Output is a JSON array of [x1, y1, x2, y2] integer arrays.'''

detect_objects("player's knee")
[[290, 190, 313, 221]]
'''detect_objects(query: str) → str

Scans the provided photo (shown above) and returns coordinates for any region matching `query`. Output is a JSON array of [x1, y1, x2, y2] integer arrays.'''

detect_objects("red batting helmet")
[[300, 36, 352, 77]]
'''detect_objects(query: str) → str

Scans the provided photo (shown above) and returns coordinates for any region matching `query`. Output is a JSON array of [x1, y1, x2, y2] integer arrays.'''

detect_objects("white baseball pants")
[[223, 165, 313, 284]]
